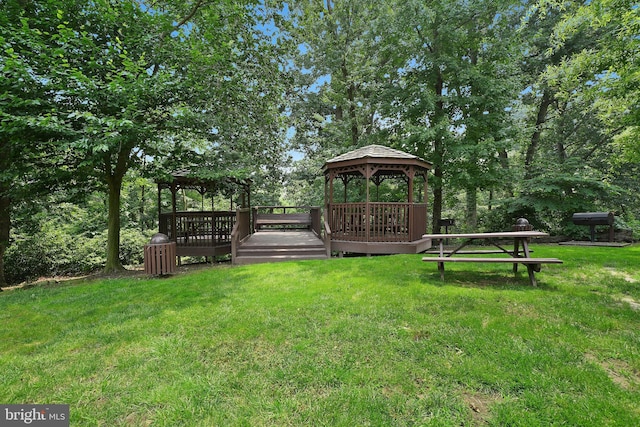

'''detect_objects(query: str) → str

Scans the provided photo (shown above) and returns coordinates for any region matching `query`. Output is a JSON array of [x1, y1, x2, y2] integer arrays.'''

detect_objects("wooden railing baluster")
[[327, 202, 426, 243]]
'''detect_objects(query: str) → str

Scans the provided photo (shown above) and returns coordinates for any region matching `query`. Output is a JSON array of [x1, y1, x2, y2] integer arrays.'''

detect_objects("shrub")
[[4, 227, 151, 285], [118, 228, 150, 266]]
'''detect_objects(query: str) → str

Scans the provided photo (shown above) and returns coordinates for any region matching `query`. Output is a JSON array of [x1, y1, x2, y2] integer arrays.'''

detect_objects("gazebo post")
[[324, 176, 328, 207], [408, 166, 414, 204], [169, 184, 180, 265], [407, 167, 415, 239], [366, 165, 371, 244], [170, 184, 177, 239], [242, 181, 250, 209], [209, 189, 215, 261]]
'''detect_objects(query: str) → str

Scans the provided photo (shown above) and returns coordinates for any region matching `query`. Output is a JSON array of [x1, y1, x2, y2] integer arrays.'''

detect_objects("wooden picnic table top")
[[422, 231, 548, 240]]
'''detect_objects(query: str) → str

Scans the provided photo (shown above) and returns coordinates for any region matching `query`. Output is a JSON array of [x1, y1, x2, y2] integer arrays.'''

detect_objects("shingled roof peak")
[[326, 144, 425, 164]]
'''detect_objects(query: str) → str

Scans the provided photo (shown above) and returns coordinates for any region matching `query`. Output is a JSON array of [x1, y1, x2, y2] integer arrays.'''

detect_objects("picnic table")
[[422, 231, 562, 286]]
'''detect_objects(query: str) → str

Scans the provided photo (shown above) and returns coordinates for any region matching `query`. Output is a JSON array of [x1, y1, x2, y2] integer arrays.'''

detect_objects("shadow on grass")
[[287, 254, 560, 293], [419, 268, 561, 291], [0, 264, 256, 334]]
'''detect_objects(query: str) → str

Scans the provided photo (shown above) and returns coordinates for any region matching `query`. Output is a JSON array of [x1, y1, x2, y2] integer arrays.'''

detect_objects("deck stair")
[[234, 231, 328, 265]]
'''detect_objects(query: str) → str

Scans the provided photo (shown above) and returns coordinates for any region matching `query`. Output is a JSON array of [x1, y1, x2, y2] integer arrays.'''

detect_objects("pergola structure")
[[323, 145, 433, 255], [156, 168, 251, 258]]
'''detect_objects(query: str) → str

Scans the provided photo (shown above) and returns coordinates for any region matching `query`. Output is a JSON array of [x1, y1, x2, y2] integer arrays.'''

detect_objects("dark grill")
[[571, 212, 615, 242]]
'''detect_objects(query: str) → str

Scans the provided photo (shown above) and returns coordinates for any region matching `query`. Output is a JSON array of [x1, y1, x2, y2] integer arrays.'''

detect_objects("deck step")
[[237, 247, 326, 257], [235, 246, 328, 265], [234, 253, 328, 265], [239, 244, 325, 251], [233, 230, 329, 265]]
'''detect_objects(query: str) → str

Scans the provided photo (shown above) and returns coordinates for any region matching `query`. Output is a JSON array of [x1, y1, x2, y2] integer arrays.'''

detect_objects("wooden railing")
[[159, 211, 236, 247], [411, 204, 427, 241], [231, 208, 251, 261], [310, 207, 322, 237], [327, 203, 427, 243], [323, 208, 332, 257]]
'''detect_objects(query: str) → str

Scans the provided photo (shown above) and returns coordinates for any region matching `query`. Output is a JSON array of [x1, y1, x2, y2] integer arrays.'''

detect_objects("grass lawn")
[[1, 244, 639, 426]]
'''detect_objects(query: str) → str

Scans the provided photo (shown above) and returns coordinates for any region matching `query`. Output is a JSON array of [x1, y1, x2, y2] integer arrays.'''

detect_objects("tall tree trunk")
[[348, 82, 358, 146], [103, 145, 133, 273], [140, 158, 146, 231], [140, 183, 146, 232], [0, 141, 11, 289], [105, 173, 125, 273], [0, 188, 10, 290], [432, 165, 443, 234], [556, 141, 567, 163], [466, 188, 478, 230], [341, 59, 358, 147], [464, 50, 479, 231], [498, 148, 513, 197], [525, 89, 553, 179], [431, 72, 445, 234]]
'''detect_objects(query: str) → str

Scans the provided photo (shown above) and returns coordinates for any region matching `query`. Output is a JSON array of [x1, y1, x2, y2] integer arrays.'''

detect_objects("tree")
[[505, 0, 638, 228], [49, 0, 185, 272], [1, 0, 292, 280], [442, 2, 521, 229], [541, 0, 639, 164], [378, 0, 522, 232], [54, 0, 290, 272], [0, 0, 89, 288], [285, 0, 393, 206], [518, 1, 597, 180], [289, 0, 392, 156]]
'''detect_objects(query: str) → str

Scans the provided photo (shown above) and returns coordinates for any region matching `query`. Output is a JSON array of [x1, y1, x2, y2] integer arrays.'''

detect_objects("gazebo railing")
[[159, 211, 236, 247], [328, 203, 427, 243]]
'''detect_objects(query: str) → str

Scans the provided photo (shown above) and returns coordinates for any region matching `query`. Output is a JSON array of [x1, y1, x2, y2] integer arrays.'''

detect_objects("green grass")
[[1, 244, 639, 426]]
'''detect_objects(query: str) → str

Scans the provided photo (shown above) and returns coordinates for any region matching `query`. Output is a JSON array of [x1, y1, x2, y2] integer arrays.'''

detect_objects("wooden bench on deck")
[[422, 231, 562, 286], [254, 212, 312, 231]]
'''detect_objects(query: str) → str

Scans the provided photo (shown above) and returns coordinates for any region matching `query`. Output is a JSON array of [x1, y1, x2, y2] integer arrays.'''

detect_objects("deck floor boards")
[[241, 231, 324, 248]]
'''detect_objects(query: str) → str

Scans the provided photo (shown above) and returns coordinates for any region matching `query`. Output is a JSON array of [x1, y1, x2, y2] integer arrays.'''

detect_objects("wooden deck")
[[157, 206, 431, 263], [242, 230, 324, 247], [234, 231, 328, 265]]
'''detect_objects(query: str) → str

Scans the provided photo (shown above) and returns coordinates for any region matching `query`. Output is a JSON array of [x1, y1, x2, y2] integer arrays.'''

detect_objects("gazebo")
[[323, 145, 433, 255], [156, 168, 251, 258]]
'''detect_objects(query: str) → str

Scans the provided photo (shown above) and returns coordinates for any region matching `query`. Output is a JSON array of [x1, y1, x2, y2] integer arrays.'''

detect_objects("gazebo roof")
[[157, 168, 251, 192], [323, 144, 432, 174]]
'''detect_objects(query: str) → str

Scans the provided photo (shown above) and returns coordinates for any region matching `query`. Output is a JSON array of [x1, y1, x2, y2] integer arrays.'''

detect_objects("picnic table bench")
[[254, 212, 312, 231], [422, 231, 562, 286]]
